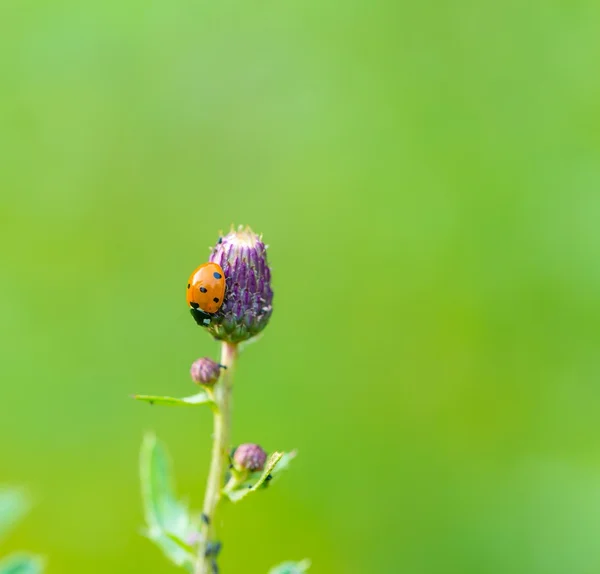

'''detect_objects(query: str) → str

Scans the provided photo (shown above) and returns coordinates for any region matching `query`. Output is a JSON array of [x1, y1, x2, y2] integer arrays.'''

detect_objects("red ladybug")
[[186, 263, 226, 318]]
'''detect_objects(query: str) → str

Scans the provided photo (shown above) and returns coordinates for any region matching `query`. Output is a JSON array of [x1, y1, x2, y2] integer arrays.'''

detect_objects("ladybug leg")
[[189, 307, 213, 326]]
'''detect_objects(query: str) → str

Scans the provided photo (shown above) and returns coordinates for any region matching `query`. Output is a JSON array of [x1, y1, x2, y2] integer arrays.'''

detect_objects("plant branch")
[[194, 341, 238, 574]]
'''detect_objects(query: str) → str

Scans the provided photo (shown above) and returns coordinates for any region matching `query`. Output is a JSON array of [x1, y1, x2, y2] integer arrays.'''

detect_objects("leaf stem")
[[195, 341, 238, 574]]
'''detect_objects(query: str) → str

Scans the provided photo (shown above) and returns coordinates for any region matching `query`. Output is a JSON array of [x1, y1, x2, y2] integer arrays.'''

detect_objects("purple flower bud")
[[233, 443, 267, 472], [190, 357, 223, 386], [203, 226, 274, 344]]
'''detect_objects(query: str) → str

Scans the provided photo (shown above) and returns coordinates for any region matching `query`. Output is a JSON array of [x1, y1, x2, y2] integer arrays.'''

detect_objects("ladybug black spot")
[[213, 272, 222, 279], [187, 284, 190, 289], [190, 302, 200, 309], [213, 297, 219, 303], [200, 287, 208, 293]]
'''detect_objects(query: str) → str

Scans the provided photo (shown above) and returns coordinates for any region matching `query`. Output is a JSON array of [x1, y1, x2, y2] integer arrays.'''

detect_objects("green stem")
[[195, 341, 238, 574]]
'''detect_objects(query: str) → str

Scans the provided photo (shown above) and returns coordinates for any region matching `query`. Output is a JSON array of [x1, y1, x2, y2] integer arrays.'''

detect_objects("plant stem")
[[195, 341, 238, 574]]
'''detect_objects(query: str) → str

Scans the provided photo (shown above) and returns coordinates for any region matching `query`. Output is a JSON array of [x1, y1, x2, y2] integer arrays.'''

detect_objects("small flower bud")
[[199, 226, 274, 344], [190, 357, 222, 386], [233, 443, 267, 472]]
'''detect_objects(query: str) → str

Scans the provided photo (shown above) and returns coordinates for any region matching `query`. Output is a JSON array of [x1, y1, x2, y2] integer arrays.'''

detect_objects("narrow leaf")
[[134, 392, 215, 408], [252, 452, 284, 490], [268, 450, 297, 481], [140, 433, 197, 568], [0, 488, 30, 542], [165, 531, 196, 554], [268, 559, 311, 574], [0, 554, 44, 574], [143, 531, 195, 572], [224, 451, 296, 503]]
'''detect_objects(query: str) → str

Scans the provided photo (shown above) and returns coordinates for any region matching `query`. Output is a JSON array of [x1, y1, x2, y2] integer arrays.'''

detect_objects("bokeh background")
[[2, 1, 600, 573]]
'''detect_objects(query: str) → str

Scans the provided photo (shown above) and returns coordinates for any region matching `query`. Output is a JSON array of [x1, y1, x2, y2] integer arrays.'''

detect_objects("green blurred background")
[[2, 0, 600, 572]]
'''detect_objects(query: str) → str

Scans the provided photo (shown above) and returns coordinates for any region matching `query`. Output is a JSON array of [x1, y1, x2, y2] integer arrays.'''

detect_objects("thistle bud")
[[190, 357, 222, 386], [200, 226, 274, 343], [233, 443, 267, 472]]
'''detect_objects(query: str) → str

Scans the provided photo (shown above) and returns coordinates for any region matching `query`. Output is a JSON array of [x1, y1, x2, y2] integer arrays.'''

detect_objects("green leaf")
[[165, 531, 195, 554], [140, 433, 197, 569], [269, 451, 297, 481], [224, 450, 297, 503], [0, 488, 30, 542], [0, 554, 44, 574], [268, 559, 311, 574], [143, 531, 194, 573], [133, 392, 215, 408]]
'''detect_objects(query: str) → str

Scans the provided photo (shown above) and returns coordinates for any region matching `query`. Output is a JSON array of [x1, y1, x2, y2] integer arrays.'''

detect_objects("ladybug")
[[186, 262, 226, 325]]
